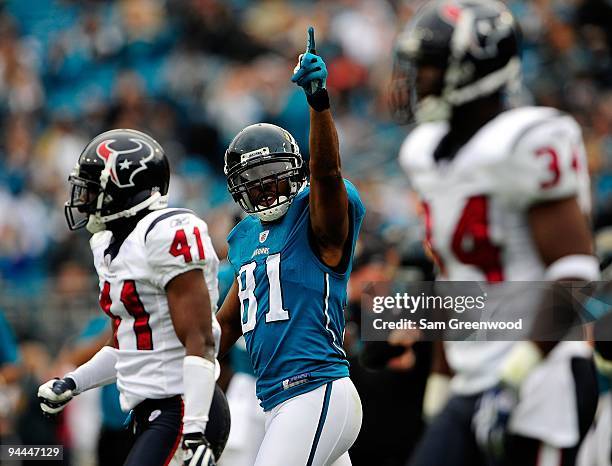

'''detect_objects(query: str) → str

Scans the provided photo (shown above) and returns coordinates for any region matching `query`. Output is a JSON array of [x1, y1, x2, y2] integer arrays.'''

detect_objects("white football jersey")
[[399, 106, 591, 395], [90, 208, 221, 411]]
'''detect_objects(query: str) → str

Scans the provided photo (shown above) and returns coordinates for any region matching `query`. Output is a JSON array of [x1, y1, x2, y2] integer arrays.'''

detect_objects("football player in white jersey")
[[392, 1, 600, 465], [37, 129, 230, 466]]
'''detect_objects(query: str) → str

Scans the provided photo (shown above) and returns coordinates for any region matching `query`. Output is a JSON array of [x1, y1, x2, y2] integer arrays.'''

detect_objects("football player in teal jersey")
[[216, 27, 364, 466]]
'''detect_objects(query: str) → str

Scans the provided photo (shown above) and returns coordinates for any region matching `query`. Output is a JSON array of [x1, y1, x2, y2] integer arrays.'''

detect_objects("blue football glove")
[[291, 26, 327, 96], [472, 383, 518, 460]]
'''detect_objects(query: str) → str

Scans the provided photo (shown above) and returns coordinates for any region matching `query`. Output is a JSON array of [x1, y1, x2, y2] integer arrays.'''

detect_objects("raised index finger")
[[306, 26, 317, 54]]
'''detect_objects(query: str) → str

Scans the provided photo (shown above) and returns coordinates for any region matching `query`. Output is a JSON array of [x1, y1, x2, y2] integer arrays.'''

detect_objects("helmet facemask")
[[226, 156, 305, 222], [64, 169, 103, 231], [64, 164, 167, 234], [391, 50, 449, 124]]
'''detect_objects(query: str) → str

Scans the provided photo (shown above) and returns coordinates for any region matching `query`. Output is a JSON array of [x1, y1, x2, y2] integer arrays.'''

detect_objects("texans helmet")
[[224, 123, 307, 222], [391, 0, 521, 123], [65, 129, 170, 233]]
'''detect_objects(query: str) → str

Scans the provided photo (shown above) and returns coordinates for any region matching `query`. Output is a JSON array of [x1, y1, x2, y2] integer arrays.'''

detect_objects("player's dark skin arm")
[[309, 106, 349, 268], [216, 280, 243, 359], [167, 269, 216, 362], [528, 196, 594, 356]]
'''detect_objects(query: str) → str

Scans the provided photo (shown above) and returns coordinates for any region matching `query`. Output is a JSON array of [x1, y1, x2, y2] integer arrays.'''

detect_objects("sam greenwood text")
[[372, 319, 524, 331]]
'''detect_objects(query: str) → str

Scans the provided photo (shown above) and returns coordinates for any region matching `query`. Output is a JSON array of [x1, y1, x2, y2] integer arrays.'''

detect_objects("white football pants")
[[254, 377, 362, 466]]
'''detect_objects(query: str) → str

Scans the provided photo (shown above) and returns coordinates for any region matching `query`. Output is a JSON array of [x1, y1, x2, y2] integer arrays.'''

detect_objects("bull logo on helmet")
[[96, 138, 155, 188]]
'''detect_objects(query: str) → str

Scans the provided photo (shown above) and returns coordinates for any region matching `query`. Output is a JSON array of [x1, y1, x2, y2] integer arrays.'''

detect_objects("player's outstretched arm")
[[292, 27, 349, 268], [216, 280, 243, 359], [167, 269, 218, 465], [38, 331, 118, 417]]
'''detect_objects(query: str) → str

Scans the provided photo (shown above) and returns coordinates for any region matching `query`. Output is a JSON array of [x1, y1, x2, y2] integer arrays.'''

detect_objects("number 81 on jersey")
[[238, 253, 289, 333]]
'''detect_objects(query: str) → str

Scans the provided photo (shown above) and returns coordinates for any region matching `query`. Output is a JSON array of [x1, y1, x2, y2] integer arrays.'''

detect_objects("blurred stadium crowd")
[[0, 0, 611, 465]]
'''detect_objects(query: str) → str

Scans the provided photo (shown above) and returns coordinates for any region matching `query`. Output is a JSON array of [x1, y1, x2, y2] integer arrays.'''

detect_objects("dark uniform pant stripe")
[[306, 382, 333, 466]]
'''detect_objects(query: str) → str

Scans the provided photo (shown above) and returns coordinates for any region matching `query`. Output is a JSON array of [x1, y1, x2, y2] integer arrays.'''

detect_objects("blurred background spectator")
[[0, 308, 22, 445], [0, 0, 610, 464]]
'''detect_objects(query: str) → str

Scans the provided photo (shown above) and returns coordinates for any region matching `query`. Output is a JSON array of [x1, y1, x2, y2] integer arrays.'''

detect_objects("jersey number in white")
[[238, 253, 289, 333]]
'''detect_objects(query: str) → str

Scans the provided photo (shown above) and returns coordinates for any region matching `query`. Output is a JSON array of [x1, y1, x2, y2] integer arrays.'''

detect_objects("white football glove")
[[183, 433, 216, 466], [37, 377, 76, 416]]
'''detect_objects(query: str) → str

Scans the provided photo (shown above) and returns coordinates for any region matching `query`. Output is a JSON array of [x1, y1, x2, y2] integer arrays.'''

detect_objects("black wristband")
[[183, 432, 205, 440], [306, 88, 330, 112]]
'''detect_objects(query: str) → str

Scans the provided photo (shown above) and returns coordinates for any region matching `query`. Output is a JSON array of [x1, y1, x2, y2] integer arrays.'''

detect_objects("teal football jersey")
[[227, 179, 365, 410]]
